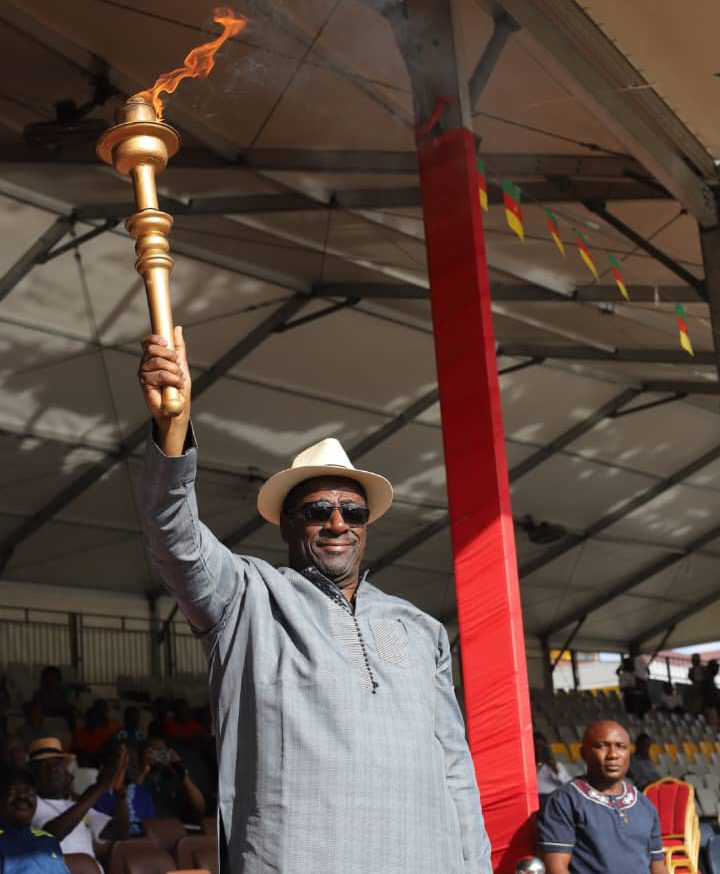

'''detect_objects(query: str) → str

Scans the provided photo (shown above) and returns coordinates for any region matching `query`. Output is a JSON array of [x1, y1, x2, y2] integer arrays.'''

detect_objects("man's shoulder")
[[362, 582, 443, 628], [550, 778, 581, 800]]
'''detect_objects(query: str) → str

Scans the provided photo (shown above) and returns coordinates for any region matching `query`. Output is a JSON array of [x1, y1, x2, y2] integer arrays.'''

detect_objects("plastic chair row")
[[107, 836, 216, 874], [141, 818, 217, 870]]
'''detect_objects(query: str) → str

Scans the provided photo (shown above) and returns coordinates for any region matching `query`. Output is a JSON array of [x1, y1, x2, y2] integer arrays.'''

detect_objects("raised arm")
[[433, 625, 493, 874], [138, 327, 242, 632]]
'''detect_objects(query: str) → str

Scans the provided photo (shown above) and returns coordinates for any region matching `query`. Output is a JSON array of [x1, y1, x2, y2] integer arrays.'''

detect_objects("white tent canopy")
[[0, 0, 718, 658]]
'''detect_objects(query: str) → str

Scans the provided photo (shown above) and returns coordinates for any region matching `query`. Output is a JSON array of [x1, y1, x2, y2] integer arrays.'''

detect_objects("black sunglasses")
[[288, 500, 370, 526]]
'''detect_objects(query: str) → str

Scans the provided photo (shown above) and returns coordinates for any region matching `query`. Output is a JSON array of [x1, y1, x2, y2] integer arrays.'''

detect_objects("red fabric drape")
[[418, 127, 538, 872]]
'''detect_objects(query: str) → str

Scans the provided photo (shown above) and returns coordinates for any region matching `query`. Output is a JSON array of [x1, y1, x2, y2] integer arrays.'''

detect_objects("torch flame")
[[133, 7, 247, 119]]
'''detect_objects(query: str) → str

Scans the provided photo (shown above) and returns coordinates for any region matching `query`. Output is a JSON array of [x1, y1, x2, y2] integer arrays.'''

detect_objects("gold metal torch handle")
[[126, 197, 183, 417]]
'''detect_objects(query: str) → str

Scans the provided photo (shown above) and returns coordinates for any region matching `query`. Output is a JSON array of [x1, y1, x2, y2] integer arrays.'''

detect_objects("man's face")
[[582, 722, 630, 786], [34, 756, 70, 798], [280, 476, 368, 589], [0, 780, 37, 827]]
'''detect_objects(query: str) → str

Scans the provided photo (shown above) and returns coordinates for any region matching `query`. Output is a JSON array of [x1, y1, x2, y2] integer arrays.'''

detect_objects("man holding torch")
[[137, 327, 492, 873]]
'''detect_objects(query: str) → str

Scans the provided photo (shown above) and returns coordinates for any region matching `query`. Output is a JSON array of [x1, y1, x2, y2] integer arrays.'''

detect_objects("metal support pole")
[[377, 3, 536, 864], [551, 618, 586, 671], [583, 200, 707, 299], [418, 123, 536, 869], [468, 10, 519, 108], [0, 217, 72, 303], [68, 613, 81, 677], [541, 638, 554, 693], [699, 224, 720, 382], [147, 593, 162, 679], [570, 650, 580, 691], [647, 624, 676, 667], [158, 603, 179, 645], [163, 625, 175, 677], [666, 657, 672, 685]]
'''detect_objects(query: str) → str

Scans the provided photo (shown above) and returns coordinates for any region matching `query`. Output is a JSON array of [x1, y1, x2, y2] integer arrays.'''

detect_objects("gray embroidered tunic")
[[141, 435, 492, 874]]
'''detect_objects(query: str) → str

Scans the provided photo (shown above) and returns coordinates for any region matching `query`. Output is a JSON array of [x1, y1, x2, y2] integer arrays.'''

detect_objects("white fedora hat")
[[257, 437, 393, 525]]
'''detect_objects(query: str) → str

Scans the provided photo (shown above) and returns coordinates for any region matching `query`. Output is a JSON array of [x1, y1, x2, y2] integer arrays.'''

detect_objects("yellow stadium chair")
[[700, 741, 714, 758], [683, 742, 698, 762], [569, 742, 582, 761], [714, 741, 720, 755], [665, 743, 678, 761], [650, 743, 661, 764], [551, 742, 569, 758]]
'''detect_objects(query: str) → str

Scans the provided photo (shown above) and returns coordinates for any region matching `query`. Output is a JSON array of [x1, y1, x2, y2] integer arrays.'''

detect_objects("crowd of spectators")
[[2, 656, 716, 872], [0, 665, 218, 872]]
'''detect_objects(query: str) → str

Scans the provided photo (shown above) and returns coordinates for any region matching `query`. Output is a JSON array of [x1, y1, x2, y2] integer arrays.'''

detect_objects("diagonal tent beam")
[[0, 295, 309, 574], [367, 516, 450, 575], [468, 9, 520, 107], [495, 0, 718, 226], [366, 383, 636, 572], [498, 344, 717, 366], [633, 588, 720, 648], [542, 518, 720, 640], [0, 217, 73, 303], [582, 200, 707, 300], [520, 442, 720, 577], [41, 220, 119, 264], [508, 388, 641, 481]]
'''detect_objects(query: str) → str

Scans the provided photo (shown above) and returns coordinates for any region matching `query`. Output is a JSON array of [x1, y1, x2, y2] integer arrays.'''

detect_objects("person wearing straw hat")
[[28, 737, 129, 868], [138, 329, 492, 874]]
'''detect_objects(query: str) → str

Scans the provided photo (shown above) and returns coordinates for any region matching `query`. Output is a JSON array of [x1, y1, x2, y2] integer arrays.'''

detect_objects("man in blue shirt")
[[538, 720, 667, 874], [0, 767, 69, 874]]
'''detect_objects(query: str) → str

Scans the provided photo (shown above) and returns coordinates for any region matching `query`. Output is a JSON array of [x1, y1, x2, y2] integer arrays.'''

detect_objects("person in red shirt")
[[164, 699, 205, 741], [71, 700, 119, 766]]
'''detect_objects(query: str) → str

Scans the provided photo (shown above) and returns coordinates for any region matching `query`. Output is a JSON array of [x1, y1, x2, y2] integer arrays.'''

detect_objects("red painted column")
[[417, 126, 537, 872]]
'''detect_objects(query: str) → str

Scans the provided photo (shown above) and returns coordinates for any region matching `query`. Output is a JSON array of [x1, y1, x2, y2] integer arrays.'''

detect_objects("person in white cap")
[[138, 329, 492, 874]]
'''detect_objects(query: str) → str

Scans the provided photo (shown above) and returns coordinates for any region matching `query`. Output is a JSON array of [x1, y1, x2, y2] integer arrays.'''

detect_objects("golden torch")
[[96, 8, 246, 416]]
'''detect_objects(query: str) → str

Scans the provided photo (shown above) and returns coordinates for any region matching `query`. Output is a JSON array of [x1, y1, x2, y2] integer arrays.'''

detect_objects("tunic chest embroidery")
[[304, 566, 379, 693], [371, 619, 412, 666]]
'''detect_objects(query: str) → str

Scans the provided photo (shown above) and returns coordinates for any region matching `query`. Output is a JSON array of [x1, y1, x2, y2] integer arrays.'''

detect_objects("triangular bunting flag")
[[543, 208, 565, 255], [476, 155, 488, 212], [501, 179, 524, 240], [574, 229, 599, 280], [675, 303, 694, 355], [608, 254, 630, 300]]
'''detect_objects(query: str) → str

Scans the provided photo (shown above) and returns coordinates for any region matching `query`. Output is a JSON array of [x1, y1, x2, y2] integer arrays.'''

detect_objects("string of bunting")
[[474, 146, 695, 356]]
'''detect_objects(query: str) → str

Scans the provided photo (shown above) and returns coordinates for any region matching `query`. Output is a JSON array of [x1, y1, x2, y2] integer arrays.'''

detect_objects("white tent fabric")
[[0, 0, 717, 655]]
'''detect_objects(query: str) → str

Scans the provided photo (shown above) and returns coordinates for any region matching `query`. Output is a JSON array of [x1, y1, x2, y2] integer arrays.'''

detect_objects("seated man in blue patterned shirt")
[[538, 720, 667, 874], [0, 768, 69, 874]]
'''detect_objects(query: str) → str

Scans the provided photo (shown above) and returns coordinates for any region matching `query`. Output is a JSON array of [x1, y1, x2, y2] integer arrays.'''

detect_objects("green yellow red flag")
[[574, 229, 599, 280], [543, 208, 565, 255], [675, 303, 694, 355], [501, 179, 524, 240], [608, 254, 630, 300], [476, 155, 488, 212]]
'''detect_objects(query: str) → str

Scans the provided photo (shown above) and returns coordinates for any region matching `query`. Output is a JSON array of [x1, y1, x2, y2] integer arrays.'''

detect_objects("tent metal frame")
[[0, 0, 718, 659]]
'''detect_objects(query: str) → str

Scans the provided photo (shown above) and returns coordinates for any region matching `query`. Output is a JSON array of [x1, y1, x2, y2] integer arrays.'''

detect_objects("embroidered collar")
[[572, 778, 637, 811], [301, 567, 369, 615]]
